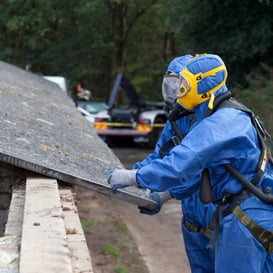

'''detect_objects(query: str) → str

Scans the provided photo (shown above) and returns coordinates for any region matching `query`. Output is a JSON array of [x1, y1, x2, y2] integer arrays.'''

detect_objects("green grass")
[[115, 222, 133, 240], [80, 219, 100, 228], [104, 244, 121, 261], [114, 266, 127, 273]]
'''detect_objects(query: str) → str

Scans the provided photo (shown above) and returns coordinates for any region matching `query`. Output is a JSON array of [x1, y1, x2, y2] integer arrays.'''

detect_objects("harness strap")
[[159, 135, 181, 157], [160, 113, 196, 156], [204, 91, 232, 118], [207, 189, 273, 251], [219, 98, 268, 186], [183, 219, 208, 237], [232, 205, 273, 253], [184, 216, 217, 240], [223, 190, 254, 216], [247, 114, 268, 185], [206, 203, 226, 248], [206, 190, 254, 249]]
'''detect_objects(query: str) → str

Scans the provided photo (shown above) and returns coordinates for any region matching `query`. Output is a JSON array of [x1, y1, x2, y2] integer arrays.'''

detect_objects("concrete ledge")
[[60, 188, 94, 273], [20, 178, 72, 273], [5, 187, 25, 238], [0, 177, 93, 273], [0, 187, 24, 272]]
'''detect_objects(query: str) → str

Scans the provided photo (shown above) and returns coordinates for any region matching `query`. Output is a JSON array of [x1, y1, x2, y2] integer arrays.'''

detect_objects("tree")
[[167, 0, 273, 86], [0, 0, 173, 101], [102, 0, 171, 100]]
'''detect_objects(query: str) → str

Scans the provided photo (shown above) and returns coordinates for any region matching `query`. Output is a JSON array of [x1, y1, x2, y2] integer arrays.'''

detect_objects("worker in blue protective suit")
[[133, 55, 215, 273], [108, 53, 273, 273]]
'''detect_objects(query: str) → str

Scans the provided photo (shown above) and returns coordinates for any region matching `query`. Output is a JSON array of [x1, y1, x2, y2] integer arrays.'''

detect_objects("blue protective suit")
[[135, 88, 273, 273], [133, 117, 215, 273]]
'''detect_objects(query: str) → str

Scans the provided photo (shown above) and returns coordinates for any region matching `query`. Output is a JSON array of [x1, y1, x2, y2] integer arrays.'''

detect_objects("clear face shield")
[[161, 73, 180, 101], [162, 72, 193, 121]]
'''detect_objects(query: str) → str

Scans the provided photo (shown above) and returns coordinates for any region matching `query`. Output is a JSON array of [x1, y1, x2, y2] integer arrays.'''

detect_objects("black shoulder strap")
[[204, 91, 232, 118], [212, 95, 271, 186], [200, 92, 273, 204], [159, 121, 183, 157], [159, 135, 181, 157], [159, 114, 196, 157]]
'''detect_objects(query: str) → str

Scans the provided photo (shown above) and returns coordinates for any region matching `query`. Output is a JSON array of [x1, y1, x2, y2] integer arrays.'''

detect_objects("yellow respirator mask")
[[177, 64, 227, 111]]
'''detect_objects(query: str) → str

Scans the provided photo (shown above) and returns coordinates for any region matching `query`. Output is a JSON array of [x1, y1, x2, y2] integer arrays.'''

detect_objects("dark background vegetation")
[[0, 0, 273, 132]]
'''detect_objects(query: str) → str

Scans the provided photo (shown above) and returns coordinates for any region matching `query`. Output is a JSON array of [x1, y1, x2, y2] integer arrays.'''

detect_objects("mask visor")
[[162, 74, 179, 101]]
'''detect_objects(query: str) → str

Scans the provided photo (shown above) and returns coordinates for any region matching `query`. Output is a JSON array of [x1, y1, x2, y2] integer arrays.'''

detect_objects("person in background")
[[76, 81, 92, 101]]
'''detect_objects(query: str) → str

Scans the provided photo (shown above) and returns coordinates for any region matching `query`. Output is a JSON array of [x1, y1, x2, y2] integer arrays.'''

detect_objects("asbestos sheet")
[[0, 61, 156, 209]]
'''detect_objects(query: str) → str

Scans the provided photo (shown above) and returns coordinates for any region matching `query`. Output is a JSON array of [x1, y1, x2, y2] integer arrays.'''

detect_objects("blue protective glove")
[[138, 191, 172, 215], [108, 169, 138, 191]]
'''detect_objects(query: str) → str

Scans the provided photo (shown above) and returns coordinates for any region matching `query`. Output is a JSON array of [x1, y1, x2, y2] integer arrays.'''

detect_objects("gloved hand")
[[138, 191, 172, 215], [108, 169, 138, 191]]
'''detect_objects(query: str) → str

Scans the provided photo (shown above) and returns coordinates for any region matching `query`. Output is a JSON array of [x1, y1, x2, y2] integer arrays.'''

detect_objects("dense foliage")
[[169, 0, 273, 87], [0, 0, 273, 126]]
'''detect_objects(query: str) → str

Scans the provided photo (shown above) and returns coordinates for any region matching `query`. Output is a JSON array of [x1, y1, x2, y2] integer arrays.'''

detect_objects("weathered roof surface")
[[0, 60, 155, 208]]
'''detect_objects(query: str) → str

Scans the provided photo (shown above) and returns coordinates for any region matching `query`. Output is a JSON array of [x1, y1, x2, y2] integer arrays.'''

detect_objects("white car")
[[76, 101, 109, 124]]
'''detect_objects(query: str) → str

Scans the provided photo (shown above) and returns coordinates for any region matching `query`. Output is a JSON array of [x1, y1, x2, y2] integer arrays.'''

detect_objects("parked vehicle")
[[93, 74, 166, 148], [76, 101, 109, 124], [43, 76, 68, 92]]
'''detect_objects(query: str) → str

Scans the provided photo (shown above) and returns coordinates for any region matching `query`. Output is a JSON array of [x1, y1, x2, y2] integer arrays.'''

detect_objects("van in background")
[[43, 76, 68, 92]]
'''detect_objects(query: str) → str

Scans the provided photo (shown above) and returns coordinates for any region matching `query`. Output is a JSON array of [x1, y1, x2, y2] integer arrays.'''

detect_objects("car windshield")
[[77, 101, 109, 114]]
